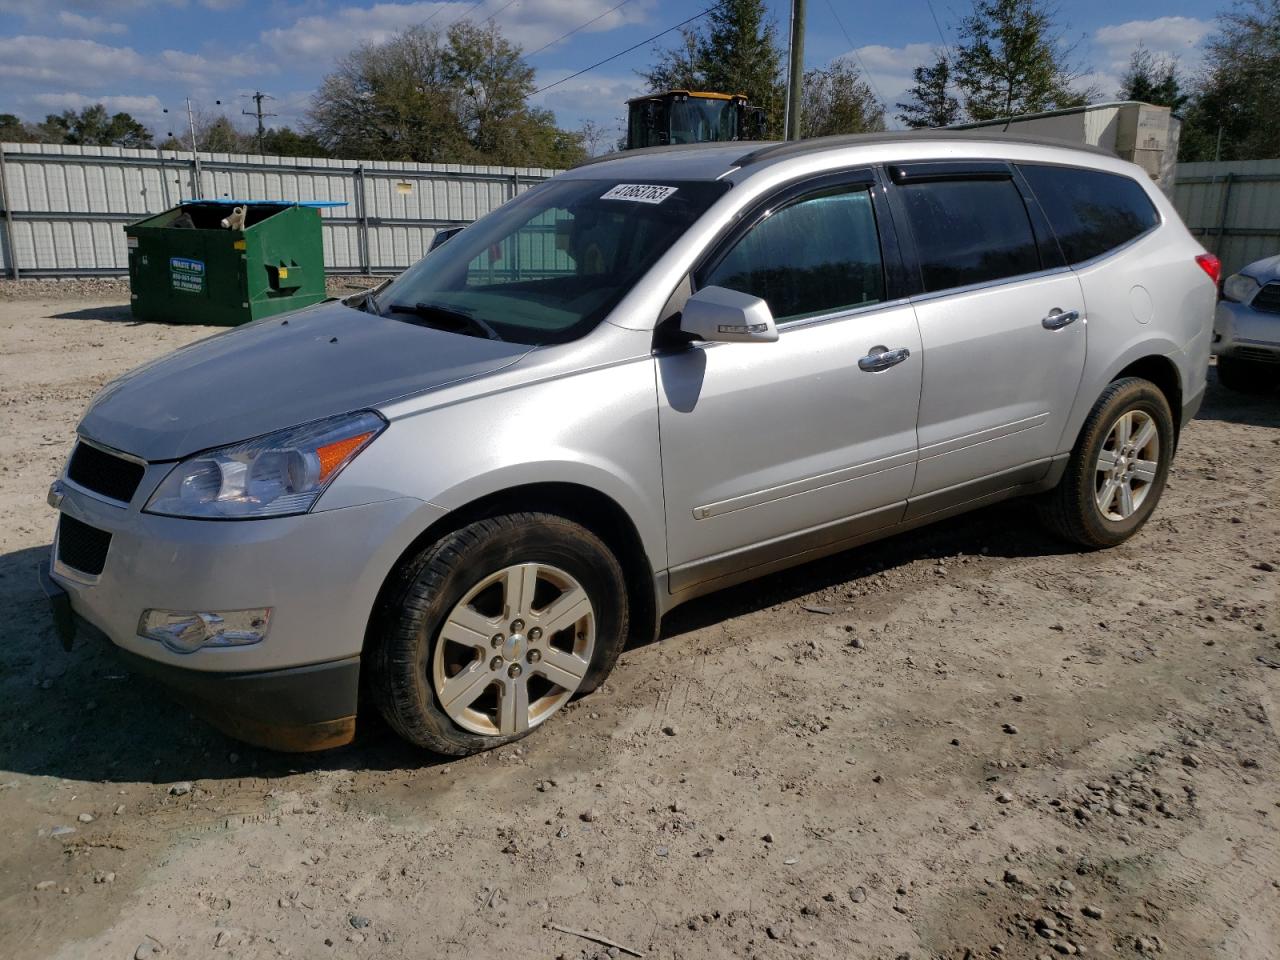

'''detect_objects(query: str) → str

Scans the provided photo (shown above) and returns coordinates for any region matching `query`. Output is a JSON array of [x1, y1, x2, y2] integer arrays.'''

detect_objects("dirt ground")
[[0, 288, 1277, 960]]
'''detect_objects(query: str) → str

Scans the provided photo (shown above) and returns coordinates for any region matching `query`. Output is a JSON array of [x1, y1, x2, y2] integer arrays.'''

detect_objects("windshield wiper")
[[385, 301, 503, 342]]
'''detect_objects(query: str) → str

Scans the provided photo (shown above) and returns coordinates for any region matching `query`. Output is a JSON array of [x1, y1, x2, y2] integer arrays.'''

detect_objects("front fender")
[[319, 354, 667, 570]]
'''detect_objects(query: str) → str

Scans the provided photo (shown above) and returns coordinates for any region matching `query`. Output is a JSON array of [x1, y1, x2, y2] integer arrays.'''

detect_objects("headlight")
[[145, 411, 385, 519], [1222, 273, 1260, 304]]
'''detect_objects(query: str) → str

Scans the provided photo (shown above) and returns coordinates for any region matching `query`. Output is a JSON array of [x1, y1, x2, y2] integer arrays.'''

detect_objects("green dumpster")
[[125, 200, 332, 326]]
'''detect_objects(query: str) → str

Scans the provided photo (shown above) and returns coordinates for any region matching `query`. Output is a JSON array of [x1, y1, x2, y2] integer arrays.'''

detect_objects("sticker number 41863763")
[[600, 183, 678, 204]]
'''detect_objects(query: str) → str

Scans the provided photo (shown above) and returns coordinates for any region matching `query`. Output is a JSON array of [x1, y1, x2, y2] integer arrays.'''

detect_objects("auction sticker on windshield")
[[601, 184, 678, 204]]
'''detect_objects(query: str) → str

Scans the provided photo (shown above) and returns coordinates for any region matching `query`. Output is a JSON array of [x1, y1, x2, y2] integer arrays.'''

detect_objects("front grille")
[[1236, 346, 1280, 363], [66, 441, 145, 504], [58, 514, 113, 576], [1251, 282, 1280, 315]]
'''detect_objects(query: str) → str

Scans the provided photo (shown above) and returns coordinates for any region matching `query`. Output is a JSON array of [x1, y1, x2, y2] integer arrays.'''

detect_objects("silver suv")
[[42, 133, 1217, 754]]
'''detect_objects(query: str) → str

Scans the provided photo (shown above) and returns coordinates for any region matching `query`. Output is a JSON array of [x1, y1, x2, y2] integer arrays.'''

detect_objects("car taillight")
[[1196, 253, 1222, 285]]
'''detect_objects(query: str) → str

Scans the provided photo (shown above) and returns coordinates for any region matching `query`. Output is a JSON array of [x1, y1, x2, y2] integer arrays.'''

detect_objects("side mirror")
[[679, 285, 778, 344]]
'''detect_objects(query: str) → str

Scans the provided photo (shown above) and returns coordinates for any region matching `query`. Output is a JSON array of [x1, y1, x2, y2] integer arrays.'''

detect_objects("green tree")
[[645, 0, 784, 133], [1179, 0, 1280, 162], [801, 58, 886, 138], [645, 28, 701, 92], [39, 104, 153, 148], [309, 22, 584, 167], [897, 52, 962, 128], [1117, 46, 1186, 109], [260, 127, 330, 158], [954, 0, 1090, 121], [0, 113, 38, 143]]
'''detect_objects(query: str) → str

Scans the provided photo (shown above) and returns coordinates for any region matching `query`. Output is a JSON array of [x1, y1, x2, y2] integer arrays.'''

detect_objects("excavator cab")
[[625, 91, 767, 150]]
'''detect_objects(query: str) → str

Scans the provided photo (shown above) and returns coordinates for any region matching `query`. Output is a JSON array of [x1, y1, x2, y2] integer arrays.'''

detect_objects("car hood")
[[79, 299, 535, 461], [1243, 253, 1280, 282]]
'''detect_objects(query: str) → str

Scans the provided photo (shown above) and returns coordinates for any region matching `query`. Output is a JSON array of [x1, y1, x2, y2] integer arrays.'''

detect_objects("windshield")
[[668, 98, 738, 144], [372, 178, 731, 345]]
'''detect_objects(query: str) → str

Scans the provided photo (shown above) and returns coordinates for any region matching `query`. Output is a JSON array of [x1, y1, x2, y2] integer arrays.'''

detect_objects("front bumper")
[[45, 482, 446, 750], [48, 488, 437, 672], [41, 562, 359, 750], [1213, 299, 1280, 361]]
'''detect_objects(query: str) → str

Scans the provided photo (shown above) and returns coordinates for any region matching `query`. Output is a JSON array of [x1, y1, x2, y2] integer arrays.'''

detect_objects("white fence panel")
[[0, 142, 558, 278], [1173, 159, 1280, 277]]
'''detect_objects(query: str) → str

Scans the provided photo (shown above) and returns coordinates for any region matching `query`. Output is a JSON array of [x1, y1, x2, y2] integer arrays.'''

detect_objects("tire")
[[1216, 355, 1275, 394], [369, 512, 629, 755], [1037, 377, 1175, 549]]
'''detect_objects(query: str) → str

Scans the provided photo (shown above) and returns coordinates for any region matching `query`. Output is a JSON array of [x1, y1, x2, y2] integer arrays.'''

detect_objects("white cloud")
[[261, 0, 652, 63], [1, 0, 185, 12], [1085, 16, 1213, 102], [57, 11, 129, 35], [1093, 16, 1213, 64], [834, 43, 938, 128], [25, 91, 166, 120], [529, 69, 638, 139], [0, 35, 275, 93]]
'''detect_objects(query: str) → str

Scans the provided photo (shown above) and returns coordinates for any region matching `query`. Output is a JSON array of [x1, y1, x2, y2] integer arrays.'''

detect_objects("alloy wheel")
[[431, 562, 595, 736], [1094, 409, 1160, 521]]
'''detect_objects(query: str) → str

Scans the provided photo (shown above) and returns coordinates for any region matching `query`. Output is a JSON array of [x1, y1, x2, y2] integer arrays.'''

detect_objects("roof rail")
[[570, 141, 745, 170], [734, 129, 1115, 167]]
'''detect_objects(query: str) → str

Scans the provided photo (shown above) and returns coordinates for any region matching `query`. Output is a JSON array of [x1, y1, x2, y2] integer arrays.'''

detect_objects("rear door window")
[[896, 177, 1042, 293], [701, 185, 885, 322], [1017, 164, 1160, 264]]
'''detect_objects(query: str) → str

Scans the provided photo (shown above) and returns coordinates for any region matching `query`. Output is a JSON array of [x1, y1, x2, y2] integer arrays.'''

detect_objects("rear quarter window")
[[1018, 164, 1160, 265]]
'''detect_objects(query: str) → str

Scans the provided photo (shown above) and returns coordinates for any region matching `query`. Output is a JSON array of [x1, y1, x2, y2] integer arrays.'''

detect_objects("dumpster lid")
[[180, 199, 347, 208]]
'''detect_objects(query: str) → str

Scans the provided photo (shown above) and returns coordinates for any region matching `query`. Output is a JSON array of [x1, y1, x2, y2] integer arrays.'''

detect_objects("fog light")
[[138, 608, 271, 654]]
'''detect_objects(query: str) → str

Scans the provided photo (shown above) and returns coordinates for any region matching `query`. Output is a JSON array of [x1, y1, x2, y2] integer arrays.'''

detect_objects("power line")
[[481, 0, 523, 27], [923, 0, 951, 55], [526, 0, 635, 59], [445, 0, 488, 29], [419, 1, 453, 30], [532, 2, 727, 97], [821, 0, 888, 112]]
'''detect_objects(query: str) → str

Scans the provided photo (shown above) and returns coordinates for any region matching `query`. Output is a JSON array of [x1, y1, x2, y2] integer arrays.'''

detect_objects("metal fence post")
[[355, 165, 370, 275], [0, 146, 19, 279], [1214, 172, 1235, 256]]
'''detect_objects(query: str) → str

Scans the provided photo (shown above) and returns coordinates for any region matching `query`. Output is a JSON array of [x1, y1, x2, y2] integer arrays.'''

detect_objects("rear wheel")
[[370, 513, 628, 755], [1038, 377, 1174, 548], [1216, 355, 1275, 394]]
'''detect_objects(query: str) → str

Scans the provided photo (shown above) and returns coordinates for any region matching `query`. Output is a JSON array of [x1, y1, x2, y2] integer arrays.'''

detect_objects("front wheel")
[[1037, 377, 1175, 548], [369, 512, 629, 755]]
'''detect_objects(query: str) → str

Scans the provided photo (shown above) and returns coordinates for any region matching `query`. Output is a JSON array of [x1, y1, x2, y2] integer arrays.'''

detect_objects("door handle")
[[1042, 308, 1080, 330], [858, 345, 911, 372]]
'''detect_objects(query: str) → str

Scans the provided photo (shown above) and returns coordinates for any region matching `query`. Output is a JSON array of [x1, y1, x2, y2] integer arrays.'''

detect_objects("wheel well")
[[1115, 355, 1183, 431], [363, 482, 658, 658]]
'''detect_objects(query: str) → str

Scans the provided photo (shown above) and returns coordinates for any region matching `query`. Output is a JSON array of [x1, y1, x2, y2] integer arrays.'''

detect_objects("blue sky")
[[0, 1, 1217, 144]]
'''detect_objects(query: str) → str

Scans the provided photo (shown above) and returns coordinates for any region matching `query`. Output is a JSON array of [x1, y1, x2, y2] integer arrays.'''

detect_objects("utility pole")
[[784, 0, 806, 141], [185, 97, 203, 199], [242, 91, 277, 154]]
